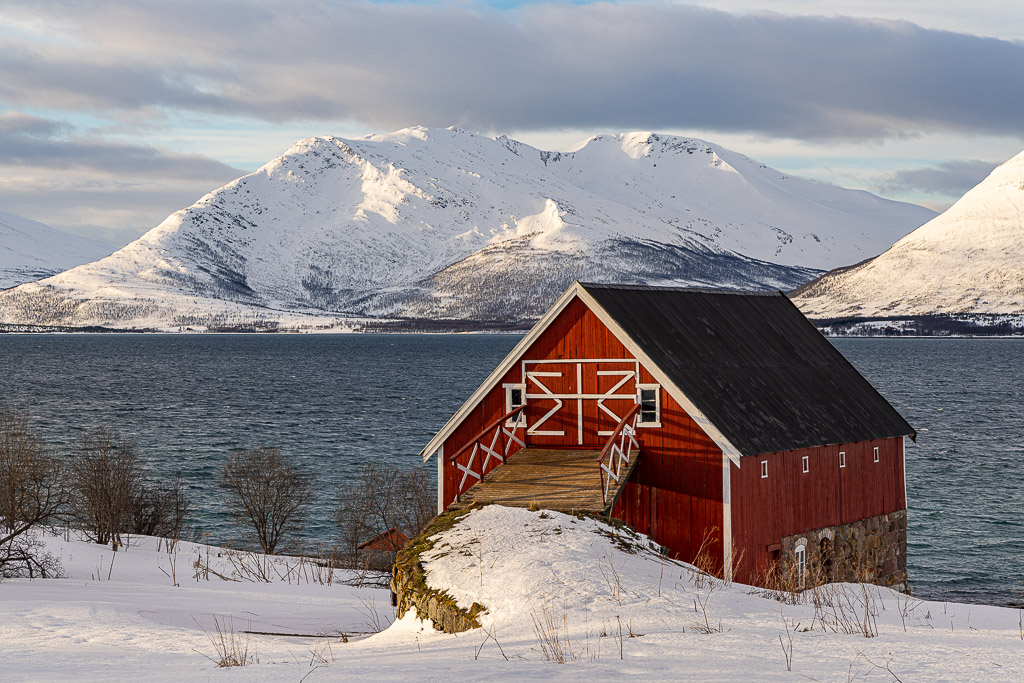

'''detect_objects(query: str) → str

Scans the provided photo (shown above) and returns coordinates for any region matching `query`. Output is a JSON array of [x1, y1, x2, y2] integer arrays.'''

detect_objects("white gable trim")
[[420, 283, 583, 461], [420, 281, 744, 467], [576, 287, 743, 466], [722, 452, 733, 583]]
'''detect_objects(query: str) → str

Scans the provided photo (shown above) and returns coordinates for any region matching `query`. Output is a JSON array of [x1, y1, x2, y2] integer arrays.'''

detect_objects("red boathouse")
[[420, 282, 915, 588]]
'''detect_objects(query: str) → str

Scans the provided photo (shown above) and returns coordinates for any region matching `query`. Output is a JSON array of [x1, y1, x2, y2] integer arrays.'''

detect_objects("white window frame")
[[801, 455, 809, 474], [503, 383, 526, 427], [760, 459, 768, 479], [839, 450, 846, 468], [873, 446, 880, 463], [636, 384, 662, 428], [794, 540, 807, 589]]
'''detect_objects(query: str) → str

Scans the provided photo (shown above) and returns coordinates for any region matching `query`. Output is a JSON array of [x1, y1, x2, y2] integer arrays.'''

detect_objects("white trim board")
[[722, 453, 733, 583]]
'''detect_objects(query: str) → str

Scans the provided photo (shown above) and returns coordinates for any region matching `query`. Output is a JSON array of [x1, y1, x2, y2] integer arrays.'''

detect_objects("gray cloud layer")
[[0, 112, 243, 179], [0, 111, 244, 245], [877, 159, 1000, 197], [3, 1, 1023, 141]]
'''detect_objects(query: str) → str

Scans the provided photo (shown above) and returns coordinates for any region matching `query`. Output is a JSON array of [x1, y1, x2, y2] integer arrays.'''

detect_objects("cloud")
[[0, 112, 244, 179], [1, 1, 1023, 141], [0, 111, 244, 245], [876, 159, 999, 197]]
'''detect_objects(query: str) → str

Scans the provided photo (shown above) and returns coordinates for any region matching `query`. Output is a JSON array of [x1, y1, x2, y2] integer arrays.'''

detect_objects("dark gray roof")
[[582, 283, 915, 456]]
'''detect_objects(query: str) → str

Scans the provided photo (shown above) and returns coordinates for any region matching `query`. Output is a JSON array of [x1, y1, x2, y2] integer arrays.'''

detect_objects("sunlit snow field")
[[2, 507, 1023, 681]]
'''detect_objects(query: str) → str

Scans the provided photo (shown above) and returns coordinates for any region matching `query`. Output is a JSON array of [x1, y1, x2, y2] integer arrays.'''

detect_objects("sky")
[[1, 0, 1022, 247]]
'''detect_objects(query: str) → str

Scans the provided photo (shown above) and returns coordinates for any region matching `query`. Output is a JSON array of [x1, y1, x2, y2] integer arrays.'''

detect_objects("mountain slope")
[[794, 148, 1024, 319], [0, 128, 933, 329], [0, 210, 113, 290]]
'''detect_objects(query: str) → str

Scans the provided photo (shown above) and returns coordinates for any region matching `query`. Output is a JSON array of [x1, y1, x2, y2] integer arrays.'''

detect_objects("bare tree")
[[127, 475, 191, 540], [68, 428, 145, 548], [221, 447, 315, 555], [0, 405, 68, 578], [335, 463, 435, 568]]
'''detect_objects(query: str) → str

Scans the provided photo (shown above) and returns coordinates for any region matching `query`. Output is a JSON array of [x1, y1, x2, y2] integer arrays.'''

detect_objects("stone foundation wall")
[[391, 560, 484, 633], [781, 510, 908, 591], [390, 504, 486, 633]]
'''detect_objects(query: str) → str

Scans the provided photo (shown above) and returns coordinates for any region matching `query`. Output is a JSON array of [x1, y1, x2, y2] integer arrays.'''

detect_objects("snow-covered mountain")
[[0, 210, 112, 290], [794, 148, 1024, 319], [0, 127, 933, 330]]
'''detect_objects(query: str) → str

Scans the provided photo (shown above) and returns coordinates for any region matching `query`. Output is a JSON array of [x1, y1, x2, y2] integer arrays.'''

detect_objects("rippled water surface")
[[1, 334, 1021, 605]]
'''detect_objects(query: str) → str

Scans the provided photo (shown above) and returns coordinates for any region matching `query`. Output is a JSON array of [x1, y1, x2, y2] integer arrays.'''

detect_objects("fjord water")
[[1, 334, 1021, 606]]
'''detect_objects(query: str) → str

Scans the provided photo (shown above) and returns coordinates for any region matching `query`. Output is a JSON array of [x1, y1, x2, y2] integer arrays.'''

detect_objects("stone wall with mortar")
[[781, 509, 908, 591]]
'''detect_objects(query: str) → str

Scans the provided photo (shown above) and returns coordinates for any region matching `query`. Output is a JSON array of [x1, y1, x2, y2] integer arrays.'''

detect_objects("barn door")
[[523, 360, 639, 447], [524, 363, 574, 443]]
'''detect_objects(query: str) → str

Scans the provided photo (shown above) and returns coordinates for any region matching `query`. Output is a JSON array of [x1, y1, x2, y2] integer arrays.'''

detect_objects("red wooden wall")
[[437, 294, 906, 584], [440, 297, 725, 567], [728, 436, 906, 584], [608, 389, 724, 571]]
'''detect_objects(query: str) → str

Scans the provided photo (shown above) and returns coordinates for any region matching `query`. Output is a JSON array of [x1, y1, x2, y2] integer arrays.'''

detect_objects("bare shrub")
[[70, 429, 193, 548], [0, 405, 68, 578], [128, 475, 191, 540], [68, 428, 144, 547], [221, 447, 315, 555], [334, 463, 434, 569]]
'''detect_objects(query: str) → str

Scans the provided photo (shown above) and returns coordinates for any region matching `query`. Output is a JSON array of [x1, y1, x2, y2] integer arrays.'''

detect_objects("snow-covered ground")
[[3, 507, 1022, 681]]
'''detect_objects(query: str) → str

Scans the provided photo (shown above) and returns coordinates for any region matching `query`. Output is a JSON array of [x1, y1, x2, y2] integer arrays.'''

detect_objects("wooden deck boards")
[[454, 448, 613, 513]]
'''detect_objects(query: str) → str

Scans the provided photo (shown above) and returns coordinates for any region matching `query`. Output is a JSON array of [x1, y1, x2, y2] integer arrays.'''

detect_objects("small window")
[[760, 460, 768, 479], [504, 383, 526, 427], [801, 455, 809, 474], [839, 451, 846, 468], [873, 446, 880, 463], [794, 543, 807, 589], [637, 384, 661, 426]]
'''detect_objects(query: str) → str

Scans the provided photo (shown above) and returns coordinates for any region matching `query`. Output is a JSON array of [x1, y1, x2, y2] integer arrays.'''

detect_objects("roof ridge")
[[578, 282, 784, 296]]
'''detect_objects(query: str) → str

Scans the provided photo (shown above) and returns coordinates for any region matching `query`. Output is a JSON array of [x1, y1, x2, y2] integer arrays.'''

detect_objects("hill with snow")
[[0, 210, 112, 290], [0, 127, 933, 330], [794, 148, 1024, 320]]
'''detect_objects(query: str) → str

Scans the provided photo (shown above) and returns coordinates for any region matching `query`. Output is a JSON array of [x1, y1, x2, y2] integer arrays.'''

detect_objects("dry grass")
[[532, 602, 585, 663], [686, 526, 721, 590], [194, 615, 257, 668]]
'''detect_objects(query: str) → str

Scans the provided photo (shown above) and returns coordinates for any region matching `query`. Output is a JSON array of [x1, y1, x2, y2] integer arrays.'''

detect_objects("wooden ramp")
[[454, 447, 638, 515]]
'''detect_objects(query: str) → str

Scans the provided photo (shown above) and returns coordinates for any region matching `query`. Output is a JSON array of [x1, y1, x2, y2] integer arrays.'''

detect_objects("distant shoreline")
[[3, 312, 1022, 337]]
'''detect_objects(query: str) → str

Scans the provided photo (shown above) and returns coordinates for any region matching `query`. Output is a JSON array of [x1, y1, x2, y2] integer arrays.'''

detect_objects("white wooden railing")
[[598, 403, 641, 506], [448, 405, 526, 500]]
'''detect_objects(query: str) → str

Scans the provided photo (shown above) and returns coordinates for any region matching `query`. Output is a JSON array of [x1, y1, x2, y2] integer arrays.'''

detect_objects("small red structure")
[[357, 528, 410, 553], [421, 282, 915, 588]]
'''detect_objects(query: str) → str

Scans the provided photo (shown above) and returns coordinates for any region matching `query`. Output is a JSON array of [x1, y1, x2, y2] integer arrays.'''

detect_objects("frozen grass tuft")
[[193, 615, 257, 668]]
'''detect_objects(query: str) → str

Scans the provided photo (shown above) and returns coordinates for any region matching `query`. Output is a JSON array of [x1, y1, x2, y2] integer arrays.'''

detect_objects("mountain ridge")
[[0, 127, 934, 330], [0, 210, 113, 290], [793, 147, 1024, 320]]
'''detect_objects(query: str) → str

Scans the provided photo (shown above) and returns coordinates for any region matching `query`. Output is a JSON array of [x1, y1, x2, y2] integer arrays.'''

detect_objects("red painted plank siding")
[[440, 298, 725, 568], [729, 436, 906, 585], [436, 294, 906, 584]]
